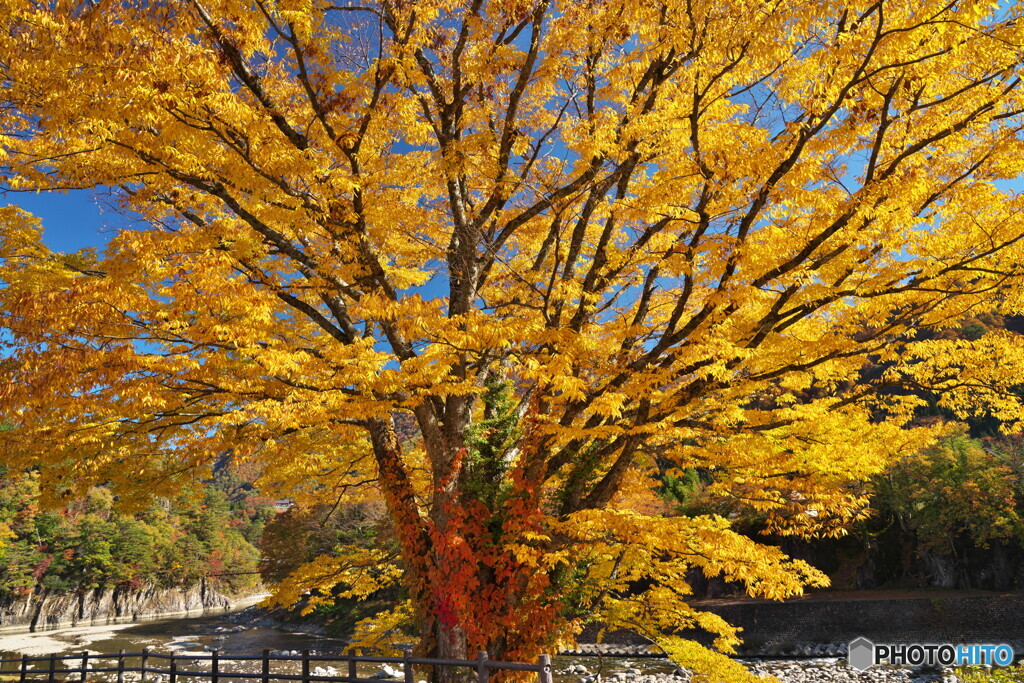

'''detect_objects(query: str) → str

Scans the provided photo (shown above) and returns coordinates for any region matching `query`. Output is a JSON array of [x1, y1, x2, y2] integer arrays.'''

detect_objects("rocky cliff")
[[0, 580, 258, 634]]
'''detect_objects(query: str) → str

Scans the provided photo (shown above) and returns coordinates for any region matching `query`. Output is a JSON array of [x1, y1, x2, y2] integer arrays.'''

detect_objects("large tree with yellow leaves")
[[4, 0, 1024, 678]]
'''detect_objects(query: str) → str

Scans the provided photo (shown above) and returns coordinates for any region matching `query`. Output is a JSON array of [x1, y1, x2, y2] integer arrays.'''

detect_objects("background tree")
[[4, 0, 1024, 679], [878, 432, 1024, 553]]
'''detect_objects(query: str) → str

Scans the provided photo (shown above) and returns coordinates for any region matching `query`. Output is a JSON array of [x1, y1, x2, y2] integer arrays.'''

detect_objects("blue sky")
[[3, 189, 118, 253]]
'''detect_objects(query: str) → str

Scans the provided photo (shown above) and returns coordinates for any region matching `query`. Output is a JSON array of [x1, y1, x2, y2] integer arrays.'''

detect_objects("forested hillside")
[[0, 466, 276, 599]]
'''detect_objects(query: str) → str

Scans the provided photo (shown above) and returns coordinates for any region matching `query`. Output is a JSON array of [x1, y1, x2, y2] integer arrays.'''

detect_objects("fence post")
[[169, 654, 177, 683], [262, 649, 271, 683], [141, 647, 149, 683], [118, 649, 126, 683], [301, 650, 310, 683], [79, 651, 88, 683], [403, 649, 413, 683], [211, 649, 219, 683], [46, 653, 55, 683], [346, 649, 356, 683], [536, 654, 552, 683], [476, 651, 488, 683], [19, 654, 27, 683]]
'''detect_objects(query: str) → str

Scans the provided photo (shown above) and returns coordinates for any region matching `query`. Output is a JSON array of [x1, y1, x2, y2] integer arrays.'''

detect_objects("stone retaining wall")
[[0, 581, 263, 634], [578, 592, 1024, 654], [689, 592, 1024, 649]]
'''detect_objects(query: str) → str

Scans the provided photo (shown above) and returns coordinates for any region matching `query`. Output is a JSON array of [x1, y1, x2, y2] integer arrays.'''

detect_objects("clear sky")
[[3, 189, 120, 253]]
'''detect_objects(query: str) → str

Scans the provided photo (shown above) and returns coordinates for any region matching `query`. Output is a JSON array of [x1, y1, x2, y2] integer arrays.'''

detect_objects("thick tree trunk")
[[433, 621, 470, 683], [368, 416, 478, 682], [369, 405, 553, 681]]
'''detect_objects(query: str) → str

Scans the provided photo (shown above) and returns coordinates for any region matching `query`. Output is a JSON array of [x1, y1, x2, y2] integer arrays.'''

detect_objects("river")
[[0, 610, 350, 659]]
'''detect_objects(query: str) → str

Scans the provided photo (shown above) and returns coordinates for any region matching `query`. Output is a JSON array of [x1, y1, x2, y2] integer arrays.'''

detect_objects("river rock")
[[312, 665, 338, 677], [372, 664, 403, 679]]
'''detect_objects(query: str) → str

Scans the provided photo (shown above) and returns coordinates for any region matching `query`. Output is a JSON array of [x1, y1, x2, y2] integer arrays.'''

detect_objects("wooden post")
[[18, 654, 27, 683], [346, 649, 356, 683], [212, 649, 220, 683], [476, 651, 488, 683], [117, 649, 126, 683], [301, 650, 310, 683], [140, 647, 149, 683], [80, 652, 88, 683], [403, 649, 413, 683], [262, 649, 270, 683], [537, 655, 552, 683], [46, 653, 55, 683], [169, 655, 177, 683]]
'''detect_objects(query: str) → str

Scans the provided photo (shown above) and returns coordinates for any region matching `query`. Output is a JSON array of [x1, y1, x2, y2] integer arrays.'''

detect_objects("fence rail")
[[0, 649, 553, 683]]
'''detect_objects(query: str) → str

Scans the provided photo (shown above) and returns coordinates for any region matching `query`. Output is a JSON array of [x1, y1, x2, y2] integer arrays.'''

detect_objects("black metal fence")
[[0, 649, 553, 683]]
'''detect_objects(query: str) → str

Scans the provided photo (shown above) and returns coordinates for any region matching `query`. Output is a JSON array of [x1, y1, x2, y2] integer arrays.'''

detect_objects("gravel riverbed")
[[559, 658, 964, 683], [745, 659, 959, 682]]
